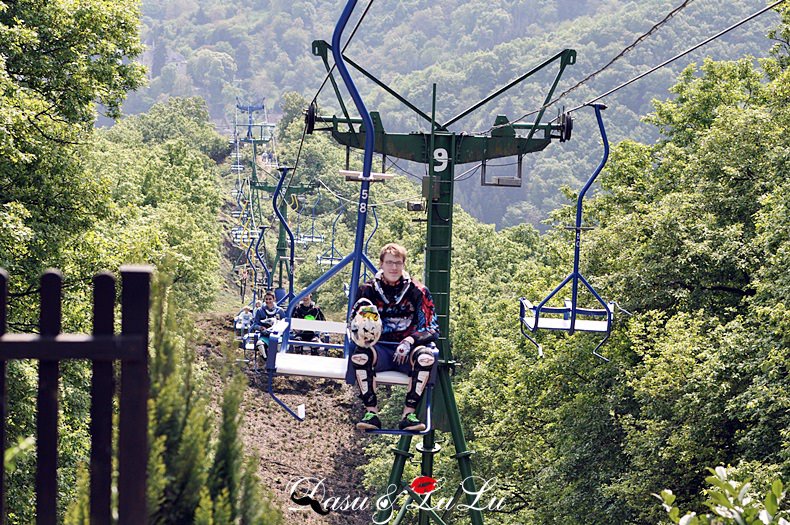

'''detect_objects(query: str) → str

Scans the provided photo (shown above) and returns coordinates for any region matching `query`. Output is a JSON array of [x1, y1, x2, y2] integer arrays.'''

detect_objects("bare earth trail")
[[196, 312, 380, 525]]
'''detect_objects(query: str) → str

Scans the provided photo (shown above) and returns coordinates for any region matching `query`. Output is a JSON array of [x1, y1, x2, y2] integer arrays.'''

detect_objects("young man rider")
[[351, 243, 438, 432]]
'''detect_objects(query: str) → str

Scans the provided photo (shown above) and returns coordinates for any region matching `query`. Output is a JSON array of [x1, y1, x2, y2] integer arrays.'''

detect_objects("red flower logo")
[[410, 476, 438, 495]]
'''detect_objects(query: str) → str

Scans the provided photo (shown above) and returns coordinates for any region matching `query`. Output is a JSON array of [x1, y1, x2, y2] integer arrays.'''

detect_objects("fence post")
[[118, 266, 151, 525], [37, 270, 62, 525], [0, 269, 7, 525], [90, 272, 115, 525]]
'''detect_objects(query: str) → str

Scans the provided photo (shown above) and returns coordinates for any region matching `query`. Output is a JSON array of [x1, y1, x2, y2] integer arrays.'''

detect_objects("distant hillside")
[[127, 0, 780, 226]]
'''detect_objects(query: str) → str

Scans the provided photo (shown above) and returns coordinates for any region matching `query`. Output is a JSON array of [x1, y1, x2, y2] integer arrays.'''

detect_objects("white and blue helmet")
[[349, 298, 382, 348]]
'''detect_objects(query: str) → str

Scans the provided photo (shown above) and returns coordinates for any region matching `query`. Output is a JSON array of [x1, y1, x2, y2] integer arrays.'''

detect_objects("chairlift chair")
[[519, 104, 615, 361], [299, 189, 325, 244], [265, 318, 439, 435], [238, 330, 267, 372], [264, 158, 433, 435], [317, 202, 345, 266], [264, 2, 441, 434]]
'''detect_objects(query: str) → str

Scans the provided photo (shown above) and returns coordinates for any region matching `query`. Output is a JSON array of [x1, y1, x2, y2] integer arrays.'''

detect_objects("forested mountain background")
[[128, 0, 779, 227], [4, 0, 790, 523]]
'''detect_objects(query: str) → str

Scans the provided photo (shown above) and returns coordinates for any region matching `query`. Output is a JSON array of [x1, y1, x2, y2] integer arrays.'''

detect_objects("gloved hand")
[[394, 339, 412, 365]]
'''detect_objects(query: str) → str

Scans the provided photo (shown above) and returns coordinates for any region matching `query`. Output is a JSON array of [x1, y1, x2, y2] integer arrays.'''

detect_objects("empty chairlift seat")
[[520, 298, 614, 333]]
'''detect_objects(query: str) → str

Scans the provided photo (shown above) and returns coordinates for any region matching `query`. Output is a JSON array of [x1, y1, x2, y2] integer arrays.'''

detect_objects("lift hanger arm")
[[442, 49, 576, 129], [313, 40, 434, 125]]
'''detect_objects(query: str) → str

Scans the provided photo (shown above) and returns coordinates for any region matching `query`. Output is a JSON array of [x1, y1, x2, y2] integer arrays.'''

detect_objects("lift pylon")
[[307, 12, 576, 523]]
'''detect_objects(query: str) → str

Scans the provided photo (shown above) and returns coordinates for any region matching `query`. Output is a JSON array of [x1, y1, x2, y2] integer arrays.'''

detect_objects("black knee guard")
[[351, 346, 377, 408], [405, 346, 435, 409]]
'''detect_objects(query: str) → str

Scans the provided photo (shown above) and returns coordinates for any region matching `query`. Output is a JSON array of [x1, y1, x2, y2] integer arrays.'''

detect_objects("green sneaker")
[[356, 411, 382, 431], [398, 413, 425, 432]]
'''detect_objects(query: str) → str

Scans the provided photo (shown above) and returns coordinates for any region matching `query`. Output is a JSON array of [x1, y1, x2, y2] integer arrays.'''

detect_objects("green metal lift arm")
[[314, 126, 554, 163], [313, 40, 434, 126], [441, 48, 576, 129]]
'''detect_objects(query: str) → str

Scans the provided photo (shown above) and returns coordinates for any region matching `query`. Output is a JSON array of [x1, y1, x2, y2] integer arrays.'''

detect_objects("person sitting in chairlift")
[[252, 291, 284, 331], [350, 243, 439, 432], [249, 291, 285, 355], [252, 299, 263, 319], [291, 292, 327, 356], [235, 306, 253, 334]]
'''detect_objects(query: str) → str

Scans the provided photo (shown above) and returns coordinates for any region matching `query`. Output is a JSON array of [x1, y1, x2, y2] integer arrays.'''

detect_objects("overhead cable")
[[570, 0, 787, 111], [386, 158, 423, 180], [315, 176, 420, 207], [284, 0, 376, 203], [488, 0, 784, 130], [551, 0, 695, 114], [454, 163, 483, 182], [481, 0, 696, 132]]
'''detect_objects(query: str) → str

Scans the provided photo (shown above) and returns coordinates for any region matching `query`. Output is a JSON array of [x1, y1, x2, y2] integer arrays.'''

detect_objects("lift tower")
[[307, 38, 575, 525], [235, 100, 311, 302]]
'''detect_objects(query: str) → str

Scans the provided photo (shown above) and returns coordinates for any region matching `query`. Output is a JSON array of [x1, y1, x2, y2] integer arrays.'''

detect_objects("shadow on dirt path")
[[196, 312, 383, 525]]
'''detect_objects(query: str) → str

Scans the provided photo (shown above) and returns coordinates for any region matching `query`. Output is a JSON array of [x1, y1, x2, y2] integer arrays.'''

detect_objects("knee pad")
[[351, 346, 377, 408], [405, 346, 434, 408]]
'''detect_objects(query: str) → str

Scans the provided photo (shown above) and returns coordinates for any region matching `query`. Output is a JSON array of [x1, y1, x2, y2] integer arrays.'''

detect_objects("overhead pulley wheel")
[[560, 112, 573, 142], [305, 102, 317, 134]]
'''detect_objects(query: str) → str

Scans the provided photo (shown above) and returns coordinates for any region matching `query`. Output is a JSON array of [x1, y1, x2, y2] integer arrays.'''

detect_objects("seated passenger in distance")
[[291, 292, 327, 355]]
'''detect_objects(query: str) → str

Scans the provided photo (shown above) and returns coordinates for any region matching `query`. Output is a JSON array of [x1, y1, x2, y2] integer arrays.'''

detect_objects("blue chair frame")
[[317, 202, 346, 266], [272, 169, 297, 305], [264, 0, 436, 435], [520, 104, 614, 361]]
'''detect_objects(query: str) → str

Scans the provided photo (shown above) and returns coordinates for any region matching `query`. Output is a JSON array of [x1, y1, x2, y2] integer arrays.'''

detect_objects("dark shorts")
[[352, 341, 436, 376], [372, 342, 412, 375]]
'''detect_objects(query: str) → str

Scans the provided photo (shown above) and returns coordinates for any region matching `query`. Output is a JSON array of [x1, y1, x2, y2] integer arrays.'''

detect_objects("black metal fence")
[[0, 266, 151, 525]]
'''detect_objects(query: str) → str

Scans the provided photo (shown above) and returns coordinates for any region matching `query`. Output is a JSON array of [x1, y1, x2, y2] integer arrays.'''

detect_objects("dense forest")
[[2, 0, 790, 523], [128, 0, 780, 227], [1, 1, 279, 522]]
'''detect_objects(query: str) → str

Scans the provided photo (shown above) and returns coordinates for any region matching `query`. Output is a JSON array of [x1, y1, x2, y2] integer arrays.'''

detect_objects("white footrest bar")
[[340, 170, 395, 182]]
